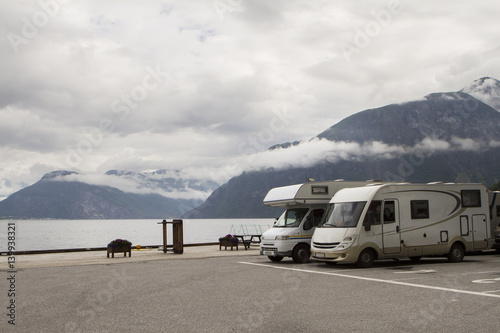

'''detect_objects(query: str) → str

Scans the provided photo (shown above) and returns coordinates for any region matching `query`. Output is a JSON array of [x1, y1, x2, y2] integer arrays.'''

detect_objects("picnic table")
[[233, 235, 262, 250]]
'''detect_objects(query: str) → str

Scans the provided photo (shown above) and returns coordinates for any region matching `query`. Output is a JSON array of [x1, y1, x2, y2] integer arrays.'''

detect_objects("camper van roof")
[[263, 180, 380, 207], [263, 184, 303, 205], [330, 184, 385, 203], [331, 182, 489, 204]]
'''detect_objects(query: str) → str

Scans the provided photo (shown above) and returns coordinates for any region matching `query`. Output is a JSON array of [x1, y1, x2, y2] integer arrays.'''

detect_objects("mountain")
[[461, 77, 500, 111], [316, 91, 500, 145], [184, 79, 500, 218], [184, 149, 500, 218], [0, 171, 207, 219]]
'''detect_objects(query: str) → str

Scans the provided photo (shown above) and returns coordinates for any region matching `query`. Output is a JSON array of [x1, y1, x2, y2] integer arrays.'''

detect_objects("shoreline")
[[0, 242, 219, 256], [0, 243, 262, 269]]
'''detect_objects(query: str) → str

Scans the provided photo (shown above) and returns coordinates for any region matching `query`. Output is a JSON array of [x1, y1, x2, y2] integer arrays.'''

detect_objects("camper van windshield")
[[321, 202, 366, 228], [274, 208, 309, 227]]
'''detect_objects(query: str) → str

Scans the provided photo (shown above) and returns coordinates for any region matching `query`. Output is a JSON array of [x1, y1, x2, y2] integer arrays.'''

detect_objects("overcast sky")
[[1, 0, 500, 200]]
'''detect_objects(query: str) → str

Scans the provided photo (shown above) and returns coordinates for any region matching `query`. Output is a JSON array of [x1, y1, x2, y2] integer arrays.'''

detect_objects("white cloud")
[[208, 136, 488, 182], [57, 173, 212, 201], [450, 137, 483, 151], [490, 140, 500, 148]]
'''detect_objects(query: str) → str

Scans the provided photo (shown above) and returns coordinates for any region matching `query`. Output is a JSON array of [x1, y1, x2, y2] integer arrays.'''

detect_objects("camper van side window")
[[311, 186, 328, 195], [411, 200, 429, 219], [461, 190, 481, 207], [303, 208, 325, 230], [363, 201, 381, 225], [383, 201, 395, 223]]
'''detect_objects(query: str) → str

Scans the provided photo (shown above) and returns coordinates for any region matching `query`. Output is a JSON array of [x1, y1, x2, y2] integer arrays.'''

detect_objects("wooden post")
[[158, 219, 183, 254], [162, 219, 167, 253], [172, 219, 183, 254]]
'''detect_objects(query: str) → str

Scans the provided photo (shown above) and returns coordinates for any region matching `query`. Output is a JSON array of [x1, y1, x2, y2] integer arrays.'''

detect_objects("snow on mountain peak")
[[461, 77, 500, 111]]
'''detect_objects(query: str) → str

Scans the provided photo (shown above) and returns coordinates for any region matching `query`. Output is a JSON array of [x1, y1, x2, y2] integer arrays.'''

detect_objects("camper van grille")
[[261, 247, 278, 252], [313, 242, 340, 249]]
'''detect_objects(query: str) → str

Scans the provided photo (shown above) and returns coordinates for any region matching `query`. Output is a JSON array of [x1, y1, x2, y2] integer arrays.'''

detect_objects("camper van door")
[[382, 199, 401, 255], [472, 214, 488, 250]]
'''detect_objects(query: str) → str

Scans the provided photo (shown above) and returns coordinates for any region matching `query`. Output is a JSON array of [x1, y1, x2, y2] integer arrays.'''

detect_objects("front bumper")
[[260, 240, 295, 257], [310, 248, 358, 263], [260, 246, 292, 257]]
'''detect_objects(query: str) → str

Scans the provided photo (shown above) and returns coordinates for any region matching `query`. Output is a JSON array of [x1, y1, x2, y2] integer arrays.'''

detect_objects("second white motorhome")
[[260, 180, 381, 263], [311, 182, 492, 267]]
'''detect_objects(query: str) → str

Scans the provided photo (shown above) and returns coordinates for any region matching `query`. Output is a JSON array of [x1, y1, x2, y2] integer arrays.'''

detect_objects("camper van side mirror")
[[363, 211, 374, 231]]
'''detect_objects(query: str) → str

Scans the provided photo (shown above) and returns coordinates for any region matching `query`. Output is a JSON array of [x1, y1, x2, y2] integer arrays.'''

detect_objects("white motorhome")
[[260, 180, 381, 263], [311, 182, 493, 267], [490, 191, 500, 252]]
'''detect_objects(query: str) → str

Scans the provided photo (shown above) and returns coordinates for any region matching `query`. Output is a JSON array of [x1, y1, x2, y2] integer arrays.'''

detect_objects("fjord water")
[[0, 219, 274, 252]]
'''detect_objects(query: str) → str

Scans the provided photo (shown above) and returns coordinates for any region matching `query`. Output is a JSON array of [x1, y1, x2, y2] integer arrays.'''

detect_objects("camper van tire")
[[292, 244, 311, 263], [268, 255, 284, 262], [447, 243, 465, 263], [356, 248, 376, 268]]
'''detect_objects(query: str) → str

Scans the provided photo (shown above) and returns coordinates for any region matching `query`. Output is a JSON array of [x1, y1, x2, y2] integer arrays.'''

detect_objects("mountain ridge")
[[0, 170, 209, 219], [183, 79, 500, 218], [317, 91, 500, 145]]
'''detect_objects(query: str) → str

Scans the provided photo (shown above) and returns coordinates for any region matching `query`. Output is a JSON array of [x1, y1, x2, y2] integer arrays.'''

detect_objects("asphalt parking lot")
[[1, 250, 499, 332]]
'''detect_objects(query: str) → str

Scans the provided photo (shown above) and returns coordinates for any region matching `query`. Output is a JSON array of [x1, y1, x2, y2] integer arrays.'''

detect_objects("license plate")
[[263, 251, 275, 256], [315, 252, 325, 258]]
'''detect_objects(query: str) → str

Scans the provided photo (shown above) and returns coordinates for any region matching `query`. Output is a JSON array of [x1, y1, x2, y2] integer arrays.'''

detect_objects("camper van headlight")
[[337, 236, 356, 250], [275, 235, 290, 240]]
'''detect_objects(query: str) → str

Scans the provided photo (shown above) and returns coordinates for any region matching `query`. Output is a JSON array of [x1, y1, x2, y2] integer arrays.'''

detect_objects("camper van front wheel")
[[268, 255, 284, 262], [447, 243, 465, 263], [292, 244, 311, 263], [356, 249, 375, 268]]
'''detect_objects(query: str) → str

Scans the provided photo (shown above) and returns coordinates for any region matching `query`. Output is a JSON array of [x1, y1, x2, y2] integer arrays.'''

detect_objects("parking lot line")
[[393, 269, 436, 274], [240, 262, 500, 299], [481, 290, 500, 294], [442, 270, 500, 276]]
